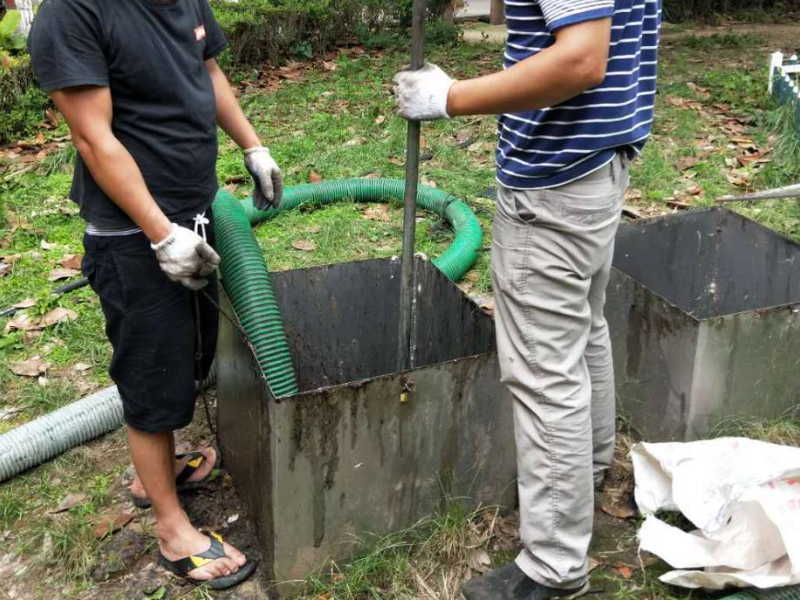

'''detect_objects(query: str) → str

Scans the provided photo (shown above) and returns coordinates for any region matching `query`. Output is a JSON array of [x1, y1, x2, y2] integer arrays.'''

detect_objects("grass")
[[0, 23, 799, 600]]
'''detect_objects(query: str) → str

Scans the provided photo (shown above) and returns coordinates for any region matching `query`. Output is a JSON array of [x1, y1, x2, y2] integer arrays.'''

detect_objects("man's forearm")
[[448, 18, 612, 117], [206, 59, 261, 149], [74, 133, 171, 242]]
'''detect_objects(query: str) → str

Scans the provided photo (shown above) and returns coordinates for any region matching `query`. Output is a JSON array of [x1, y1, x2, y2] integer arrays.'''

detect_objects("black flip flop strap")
[[170, 535, 226, 575], [175, 451, 206, 486]]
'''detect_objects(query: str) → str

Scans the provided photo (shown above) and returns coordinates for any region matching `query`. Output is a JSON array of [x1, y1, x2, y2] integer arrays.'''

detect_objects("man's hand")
[[151, 223, 220, 290], [244, 147, 283, 211], [392, 63, 455, 121]]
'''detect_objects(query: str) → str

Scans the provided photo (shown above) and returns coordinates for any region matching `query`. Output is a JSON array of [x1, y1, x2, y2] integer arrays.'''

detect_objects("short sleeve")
[[537, 0, 614, 32], [199, 0, 227, 60], [27, 0, 109, 93]]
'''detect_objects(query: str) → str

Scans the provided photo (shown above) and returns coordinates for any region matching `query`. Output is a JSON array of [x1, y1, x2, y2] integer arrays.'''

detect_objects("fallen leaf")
[[343, 136, 367, 148], [38, 376, 49, 387], [13, 298, 36, 309], [34, 133, 46, 145], [676, 156, 699, 171], [72, 362, 91, 372], [5, 312, 42, 333], [305, 225, 322, 234], [388, 156, 404, 166], [1, 254, 21, 264], [686, 81, 711, 98], [322, 60, 337, 72], [40, 240, 57, 251], [588, 557, 604, 573], [686, 185, 703, 196], [308, 171, 323, 184], [10, 356, 49, 377], [467, 549, 491, 573], [421, 177, 438, 188], [363, 204, 391, 222], [0, 263, 9, 277], [0, 406, 23, 421], [48, 268, 81, 281], [600, 493, 638, 520], [613, 565, 634, 579], [624, 188, 643, 202], [41, 308, 78, 328], [92, 509, 135, 538], [726, 172, 751, 187], [292, 239, 317, 252], [59, 254, 83, 270], [50, 493, 87, 514], [374, 115, 386, 125]]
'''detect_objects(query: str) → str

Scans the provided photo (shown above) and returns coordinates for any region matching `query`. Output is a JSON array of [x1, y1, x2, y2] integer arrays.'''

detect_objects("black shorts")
[[82, 219, 218, 433]]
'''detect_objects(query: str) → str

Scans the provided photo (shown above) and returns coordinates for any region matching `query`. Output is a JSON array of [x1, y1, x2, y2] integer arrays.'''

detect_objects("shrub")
[[211, 0, 456, 70], [0, 56, 48, 144], [663, 0, 792, 21]]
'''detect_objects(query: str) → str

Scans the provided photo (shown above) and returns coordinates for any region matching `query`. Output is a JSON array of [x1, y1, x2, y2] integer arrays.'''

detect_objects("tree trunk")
[[490, 0, 505, 25]]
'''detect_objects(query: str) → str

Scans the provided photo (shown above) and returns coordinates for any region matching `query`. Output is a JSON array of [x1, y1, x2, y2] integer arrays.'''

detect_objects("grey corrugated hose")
[[0, 386, 123, 482]]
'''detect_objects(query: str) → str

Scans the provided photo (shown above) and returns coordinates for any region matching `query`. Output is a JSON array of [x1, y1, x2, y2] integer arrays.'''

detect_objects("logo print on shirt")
[[194, 25, 206, 41]]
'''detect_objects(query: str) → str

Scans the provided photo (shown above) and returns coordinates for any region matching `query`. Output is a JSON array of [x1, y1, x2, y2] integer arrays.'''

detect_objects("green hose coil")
[[212, 178, 484, 398], [240, 178, 483, 282], [722, 588, 800, 600]]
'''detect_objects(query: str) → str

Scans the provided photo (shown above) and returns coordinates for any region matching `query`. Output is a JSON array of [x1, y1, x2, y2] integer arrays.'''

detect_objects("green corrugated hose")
[[212, 178, 484, 398], [723, 588, 800, 599]]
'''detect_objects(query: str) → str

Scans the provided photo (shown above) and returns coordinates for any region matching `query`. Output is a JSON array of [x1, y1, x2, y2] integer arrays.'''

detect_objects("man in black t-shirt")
[[28, 0, 281, 588]]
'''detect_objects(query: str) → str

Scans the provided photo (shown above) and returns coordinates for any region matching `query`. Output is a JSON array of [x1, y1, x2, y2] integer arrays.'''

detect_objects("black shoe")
[[461, 562, 589, 600]]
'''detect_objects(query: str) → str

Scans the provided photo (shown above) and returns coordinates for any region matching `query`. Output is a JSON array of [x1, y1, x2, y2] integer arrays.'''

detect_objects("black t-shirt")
[[28, 0, 227, 228]]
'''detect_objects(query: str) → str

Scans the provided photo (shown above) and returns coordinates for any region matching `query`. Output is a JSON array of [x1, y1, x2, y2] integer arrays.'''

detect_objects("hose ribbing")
[[0, 386, 123, 481]]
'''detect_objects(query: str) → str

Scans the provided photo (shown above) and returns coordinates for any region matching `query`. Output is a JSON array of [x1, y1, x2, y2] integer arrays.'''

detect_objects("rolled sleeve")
[[538, 0, 614, 32]]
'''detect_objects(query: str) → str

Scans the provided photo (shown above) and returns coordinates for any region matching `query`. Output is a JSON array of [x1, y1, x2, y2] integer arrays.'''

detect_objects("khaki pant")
[[492, 154, 629, 589]]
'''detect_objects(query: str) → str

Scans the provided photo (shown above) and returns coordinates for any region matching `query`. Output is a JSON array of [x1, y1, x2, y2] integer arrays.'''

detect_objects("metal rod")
[[396, 0, 426, 372], [717, 183, 800, 203]]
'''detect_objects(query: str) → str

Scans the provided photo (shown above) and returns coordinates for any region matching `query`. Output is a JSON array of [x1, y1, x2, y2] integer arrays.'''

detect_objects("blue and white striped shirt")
[[497, 0, 662, 189]]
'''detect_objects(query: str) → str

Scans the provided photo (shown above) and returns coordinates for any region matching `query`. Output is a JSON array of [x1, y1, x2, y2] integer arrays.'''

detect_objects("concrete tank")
[[215, 257, 517, 594]]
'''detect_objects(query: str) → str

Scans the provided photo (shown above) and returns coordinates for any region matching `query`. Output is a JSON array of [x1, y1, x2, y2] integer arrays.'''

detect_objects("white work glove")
[[392, 63, 455, 121], [151, 223, 220, 291], [244, 146, 284, 211]]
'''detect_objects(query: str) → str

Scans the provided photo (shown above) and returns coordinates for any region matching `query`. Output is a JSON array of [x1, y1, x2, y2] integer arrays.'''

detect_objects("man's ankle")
[[154, 509, 193, 540]]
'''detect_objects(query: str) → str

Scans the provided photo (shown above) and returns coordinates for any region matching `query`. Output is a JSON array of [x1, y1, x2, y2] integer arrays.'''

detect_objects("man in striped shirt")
[[394, 0, 661, 598]]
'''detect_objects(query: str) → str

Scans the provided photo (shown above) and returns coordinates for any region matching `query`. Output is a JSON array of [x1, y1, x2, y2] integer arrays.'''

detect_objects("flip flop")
[[131, 450, 220, 509], [158, 532, 257, 590]]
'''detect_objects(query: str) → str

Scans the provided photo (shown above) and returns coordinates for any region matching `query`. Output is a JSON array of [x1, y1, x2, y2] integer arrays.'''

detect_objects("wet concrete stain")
[[290, 391, 343, 547]]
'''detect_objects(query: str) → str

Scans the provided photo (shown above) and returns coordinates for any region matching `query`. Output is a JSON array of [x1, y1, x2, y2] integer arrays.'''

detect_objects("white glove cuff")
[[439, 81, 455, 119], [244, 146, 271, 156], [150, 223, 178, 251]]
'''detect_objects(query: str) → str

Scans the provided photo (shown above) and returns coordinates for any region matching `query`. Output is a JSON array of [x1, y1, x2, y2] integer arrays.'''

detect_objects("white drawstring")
[[193, 212, 210, 242]]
